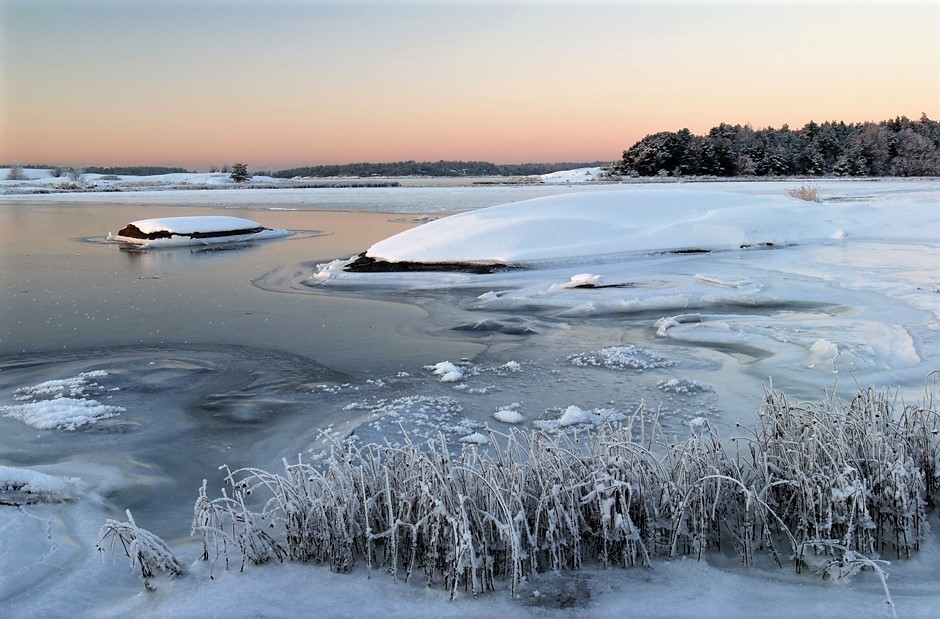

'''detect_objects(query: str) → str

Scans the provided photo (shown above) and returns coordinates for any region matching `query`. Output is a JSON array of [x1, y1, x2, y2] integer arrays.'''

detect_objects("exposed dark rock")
[[571, 282, 638, 289], [116, 224, 268, 240], [344, 252, 510, 274]]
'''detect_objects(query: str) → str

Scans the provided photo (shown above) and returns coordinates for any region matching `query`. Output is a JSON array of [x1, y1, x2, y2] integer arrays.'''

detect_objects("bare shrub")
[[786, 183, 821, 202], [67, 166, 84, 182], [5, 163, 27, 181]]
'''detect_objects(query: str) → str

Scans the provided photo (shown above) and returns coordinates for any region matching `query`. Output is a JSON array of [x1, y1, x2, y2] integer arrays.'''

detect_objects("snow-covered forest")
[[616, 114, 940, 177]]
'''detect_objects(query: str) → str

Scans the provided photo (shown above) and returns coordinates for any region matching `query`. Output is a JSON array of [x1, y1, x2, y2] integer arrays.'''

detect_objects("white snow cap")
[[124, 216, 266, 234]]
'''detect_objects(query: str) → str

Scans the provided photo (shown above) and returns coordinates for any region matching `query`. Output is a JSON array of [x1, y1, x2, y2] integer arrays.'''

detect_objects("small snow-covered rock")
[[459, 432, 488, 444], [494, 409, 524, 424], [429, 361, 465, 382]]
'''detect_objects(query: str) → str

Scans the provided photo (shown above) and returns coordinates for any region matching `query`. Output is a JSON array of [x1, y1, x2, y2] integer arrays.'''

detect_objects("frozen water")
[[0, 178, 938, 617]]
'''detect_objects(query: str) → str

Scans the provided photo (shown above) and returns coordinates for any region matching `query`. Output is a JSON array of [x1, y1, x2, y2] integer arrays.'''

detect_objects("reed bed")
[[100, 378, 938, 607], [179, 378, 939, 599]]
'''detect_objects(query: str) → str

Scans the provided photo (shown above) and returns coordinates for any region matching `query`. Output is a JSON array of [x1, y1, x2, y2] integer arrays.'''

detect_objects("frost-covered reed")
[[97, 509, 182, 590], [182, 378, 938, 599]]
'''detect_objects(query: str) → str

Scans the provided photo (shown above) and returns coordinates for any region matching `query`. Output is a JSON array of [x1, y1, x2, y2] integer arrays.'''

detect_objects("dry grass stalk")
[[785, 183, 821, 202]]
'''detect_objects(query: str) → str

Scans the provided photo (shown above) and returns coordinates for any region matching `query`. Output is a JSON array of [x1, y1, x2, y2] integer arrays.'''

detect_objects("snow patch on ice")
[[342, 395, 484, 447], [558, 405, 593, 426], [656, 378, 713, 396], [542, 405, 626, 430], [568, 346, 675, 371], [0, 398, 124, 430], [1, 371, 124, 430], [428, 361, 466, 382]]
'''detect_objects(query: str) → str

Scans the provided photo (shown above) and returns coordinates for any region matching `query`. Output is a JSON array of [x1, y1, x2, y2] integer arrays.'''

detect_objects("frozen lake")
[[1, 179, 939, 617]]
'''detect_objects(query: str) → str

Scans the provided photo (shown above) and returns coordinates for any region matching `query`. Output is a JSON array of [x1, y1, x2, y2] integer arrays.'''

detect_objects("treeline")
[[271, 160, 607, 179], [615, 114, 940, 177], [84, 165, 192, 175]]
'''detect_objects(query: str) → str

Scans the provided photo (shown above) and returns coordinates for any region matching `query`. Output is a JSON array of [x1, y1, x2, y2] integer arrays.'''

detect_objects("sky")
[[1, 0, 938, 171]]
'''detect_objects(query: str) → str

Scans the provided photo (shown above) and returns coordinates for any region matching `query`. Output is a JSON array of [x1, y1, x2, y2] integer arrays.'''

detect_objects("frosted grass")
[[130, 379, 939, 610]]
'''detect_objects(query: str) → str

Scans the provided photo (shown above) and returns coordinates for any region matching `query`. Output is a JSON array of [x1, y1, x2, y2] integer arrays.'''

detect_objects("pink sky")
[[1, 1, 937, 170]]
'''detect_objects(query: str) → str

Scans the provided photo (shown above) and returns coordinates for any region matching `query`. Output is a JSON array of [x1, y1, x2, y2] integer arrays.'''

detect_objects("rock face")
[[344, 252, 507, 274]]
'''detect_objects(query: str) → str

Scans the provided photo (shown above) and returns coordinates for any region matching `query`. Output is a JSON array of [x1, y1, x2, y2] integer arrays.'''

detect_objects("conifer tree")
[[230, 162, 251, 183]]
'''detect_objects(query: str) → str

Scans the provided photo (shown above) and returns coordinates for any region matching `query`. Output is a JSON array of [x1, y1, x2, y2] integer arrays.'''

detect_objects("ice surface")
[[1, 176, 939, 618]]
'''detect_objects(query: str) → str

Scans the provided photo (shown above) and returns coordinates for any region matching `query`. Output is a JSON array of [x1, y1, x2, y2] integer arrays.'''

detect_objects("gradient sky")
[[1, 0, 938, 170]]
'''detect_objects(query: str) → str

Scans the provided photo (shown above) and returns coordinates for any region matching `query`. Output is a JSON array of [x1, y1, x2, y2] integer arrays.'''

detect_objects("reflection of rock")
[[345, 252, 507, 274]]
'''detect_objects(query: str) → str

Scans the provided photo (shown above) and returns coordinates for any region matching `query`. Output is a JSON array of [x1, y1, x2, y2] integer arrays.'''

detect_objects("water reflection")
[[117, 241, 261, 265]]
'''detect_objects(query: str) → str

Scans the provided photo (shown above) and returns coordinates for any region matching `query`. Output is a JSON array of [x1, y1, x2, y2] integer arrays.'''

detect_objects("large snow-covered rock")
[[362, 190, 826, 265], [112, 216, 288, 247]]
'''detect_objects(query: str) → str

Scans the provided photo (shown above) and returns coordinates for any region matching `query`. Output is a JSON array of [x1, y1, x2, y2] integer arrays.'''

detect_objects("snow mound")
[[363, 190, 822, 265]]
